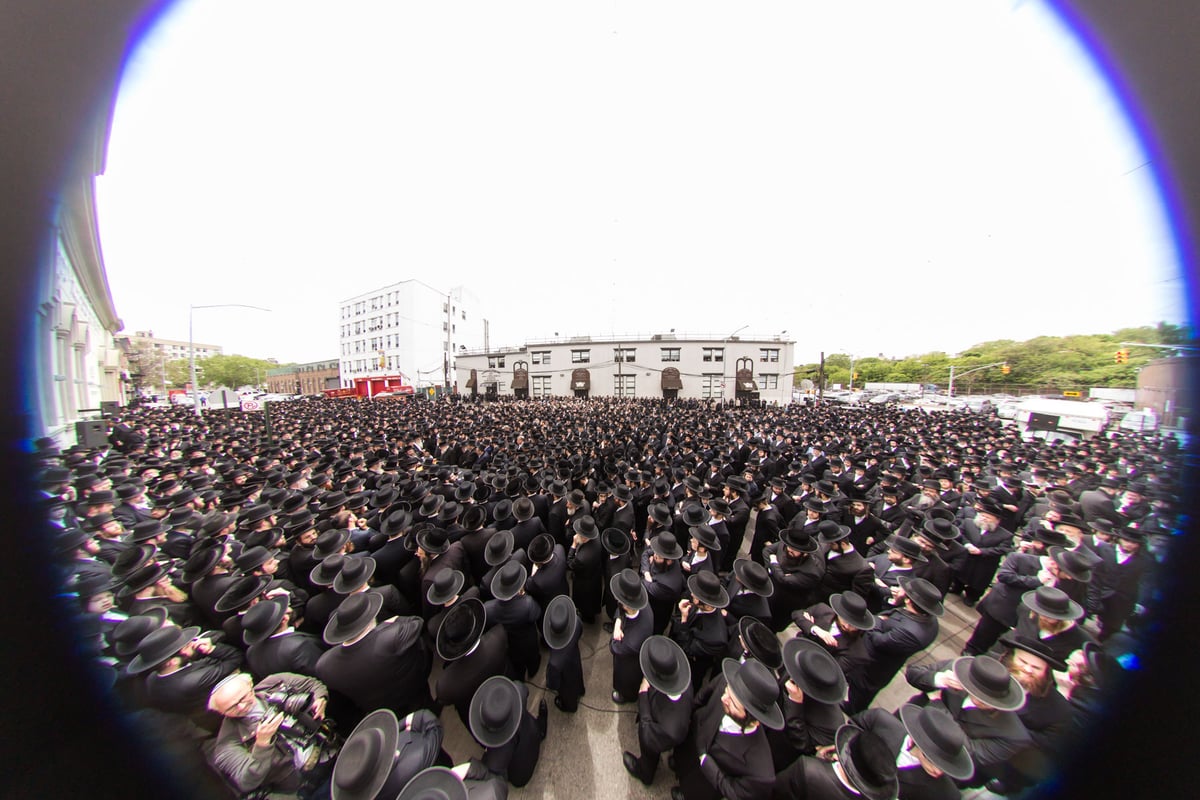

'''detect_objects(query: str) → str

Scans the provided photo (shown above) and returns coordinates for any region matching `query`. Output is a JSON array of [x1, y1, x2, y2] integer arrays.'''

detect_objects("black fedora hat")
[[127, 623, 200, 675], [111, 544, 157, 580], [897, 576, 944, 617], [1021, 585, 1082, 621], [436, 598, 486, 661], [816, 519, 850, 544], [1112, 526, 1147, 544], [332, 708, 400, 800], [241, 597, 288, 647], [543, 594, 580, 650], [527, 533, 555, 565], [324, 590, 384, 646], [897, 704, 974, 781], [610, 568, 648, 611], [649, 532, 684, 560], [214, 574, 271, 613], [511, 497, 535, 522], [707, 498, 731, 517], [834, 725, 900, 800], [648, 503, 672, 528], [315, 529, 351, 558], [738, 617, 783, 672], [612, 484, 632, 503], [884, 534, 928, 563], [234, 546, 279, 574], [731, 558, 773, 598], [110, 608, 169, 657], [802, 497, 826, 514], [461, 505, 486, 531], [310, 554, 347, 588], [687, 571, 729, 609], [829, 591, 876, 631], [128, 520, 167, 544], [418, 493, 444, 518], [468, 675, 523, 749], [283, 509, 318, 539], [381, 508, 412, 538], [1048, 546, 1095, 583], [396, 767, 467, 800], [492, 499, 513, 524], [116, 561, 168, 600], [333, 556, 377, 594], [318, 490, 349, 513], [427, 569, 466, 606], [436, 501, 462, 525], [639, 635, 690, 696], [416, 527, 450, 556], [999, 632, 1069, 672], [490, 561, 528, 601], [238, 502, 274, 528], [780, 527, 818, 553], [782, 637, 847, 704], [688, 524, 721, 551], [572, 515, 599, 540], [953, 655, 1026, 711], [721, 658, 784, 730], [920, 517, 959, 545], [679, 504, 707, 527], [483, 531, 514, 567], [1032, 527, 1071, 549], [601, 527, 630, 557]]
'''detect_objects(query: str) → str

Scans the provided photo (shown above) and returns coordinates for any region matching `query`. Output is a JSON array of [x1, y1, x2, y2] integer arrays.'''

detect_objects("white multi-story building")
[[455, 333, 795, 405], [30, 95, 130, 446], [337, 281, 485, 389], [127, 331, 223, 362]]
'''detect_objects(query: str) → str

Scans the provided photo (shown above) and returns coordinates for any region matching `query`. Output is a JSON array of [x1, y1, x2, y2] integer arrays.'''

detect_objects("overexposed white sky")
[[94, 0, 1184, 365]]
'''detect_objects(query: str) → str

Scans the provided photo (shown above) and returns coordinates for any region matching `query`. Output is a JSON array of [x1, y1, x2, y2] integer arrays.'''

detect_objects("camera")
[[262, 689, 321, 737]]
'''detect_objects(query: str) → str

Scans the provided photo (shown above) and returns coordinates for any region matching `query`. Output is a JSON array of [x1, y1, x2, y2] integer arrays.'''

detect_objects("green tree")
[[164, 358, 192, 389], [195, 354, 278, 390]]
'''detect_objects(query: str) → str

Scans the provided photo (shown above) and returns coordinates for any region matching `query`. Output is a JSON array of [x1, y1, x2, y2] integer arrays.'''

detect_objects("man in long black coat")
[[315, 592, 432, 725], [623, 636, 694, 786], [567, 516, 604, 623]]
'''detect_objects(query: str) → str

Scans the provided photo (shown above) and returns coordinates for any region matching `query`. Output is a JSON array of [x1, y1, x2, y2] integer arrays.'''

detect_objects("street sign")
[[1062, 391, 1082, 397], [240, 397, 262, 411]]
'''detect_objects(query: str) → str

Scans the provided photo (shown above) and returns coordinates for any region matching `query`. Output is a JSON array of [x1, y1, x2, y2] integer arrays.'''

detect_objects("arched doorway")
[[511, 361, 529, 400], [735, 358, 759, 406], [571, 368, 590, 398], [661, 367, 682, 401]]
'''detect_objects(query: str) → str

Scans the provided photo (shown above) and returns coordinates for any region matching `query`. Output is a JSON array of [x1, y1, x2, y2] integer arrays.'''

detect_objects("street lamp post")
[[724, 325, 748, 407], [190, 303, 271, 416]]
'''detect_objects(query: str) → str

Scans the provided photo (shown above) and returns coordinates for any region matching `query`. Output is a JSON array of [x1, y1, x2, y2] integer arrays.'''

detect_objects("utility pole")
[[818, 351, 825, 403], [444, 291, 452, 390]]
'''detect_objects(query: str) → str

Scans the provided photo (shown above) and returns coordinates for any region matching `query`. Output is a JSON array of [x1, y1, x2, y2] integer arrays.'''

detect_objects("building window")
[[760, 348, 780, 363], [614, 348, 636, 363], [531, 350, 551, 365], [761, 373, 779, 389], [571, 349, 590, 364], [660, 348, 681, 362], [532, 375, 552, 397], [488, 356, 506, 369], [614, 374, 636, 397], [702, 347, 724, 363], [701, 373, 723, 399]]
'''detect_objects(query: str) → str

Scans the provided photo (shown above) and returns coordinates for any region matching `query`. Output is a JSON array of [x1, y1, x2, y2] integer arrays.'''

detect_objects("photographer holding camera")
[[206, 670, 337, 799]]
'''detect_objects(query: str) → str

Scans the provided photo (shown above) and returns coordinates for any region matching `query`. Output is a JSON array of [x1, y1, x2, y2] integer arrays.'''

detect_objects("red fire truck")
[[323, 375, 415, 400]]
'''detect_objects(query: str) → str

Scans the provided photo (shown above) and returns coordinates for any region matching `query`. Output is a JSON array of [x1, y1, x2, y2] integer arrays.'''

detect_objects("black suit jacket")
[[815, 549, 874, 603], [142, 644, 243, 716], [680, 675, 776, 800], [637, 684, 694, 755], [246, 630, 325, 679], [852, 708, 961, 800], [435, 625, 509, 721], [315, 615, 431, 717], [509, 517, 546, 554]]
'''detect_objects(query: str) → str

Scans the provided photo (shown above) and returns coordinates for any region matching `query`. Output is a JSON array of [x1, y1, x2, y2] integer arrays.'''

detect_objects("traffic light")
[[1001, 363, 1011, 375], [1115, 349, 1129, 364]]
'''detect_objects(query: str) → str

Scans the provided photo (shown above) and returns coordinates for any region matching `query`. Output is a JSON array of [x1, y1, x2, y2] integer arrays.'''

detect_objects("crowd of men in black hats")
[[39, 393, 1181, 799]]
